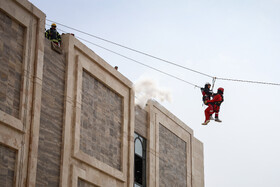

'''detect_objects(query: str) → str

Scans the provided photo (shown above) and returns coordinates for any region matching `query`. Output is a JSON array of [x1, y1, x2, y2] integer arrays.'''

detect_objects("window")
[[134, 133, 146, 187]]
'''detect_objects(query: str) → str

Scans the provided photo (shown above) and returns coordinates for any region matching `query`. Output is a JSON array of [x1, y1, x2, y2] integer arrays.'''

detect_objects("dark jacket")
[[45, 28, 61, 43]]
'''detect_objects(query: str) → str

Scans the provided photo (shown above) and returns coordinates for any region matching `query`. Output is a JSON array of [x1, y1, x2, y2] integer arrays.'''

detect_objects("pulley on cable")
[[211, 77, 216, 92]]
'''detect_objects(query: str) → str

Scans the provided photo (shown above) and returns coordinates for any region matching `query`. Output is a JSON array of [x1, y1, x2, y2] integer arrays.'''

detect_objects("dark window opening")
[[134, 133, 146, 187], [135, 154, 143, 184]]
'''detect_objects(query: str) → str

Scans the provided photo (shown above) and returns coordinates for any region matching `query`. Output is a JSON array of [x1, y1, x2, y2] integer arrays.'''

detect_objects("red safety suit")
[[204, 93, 223, 121]]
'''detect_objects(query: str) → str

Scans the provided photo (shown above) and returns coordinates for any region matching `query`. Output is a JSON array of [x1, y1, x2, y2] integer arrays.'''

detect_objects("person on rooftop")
[[45, 23, 61, 46]]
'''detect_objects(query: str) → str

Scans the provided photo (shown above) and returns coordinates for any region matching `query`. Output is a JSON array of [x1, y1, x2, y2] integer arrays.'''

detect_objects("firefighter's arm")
[[207, 95, 220, 103], [45, 30, 49, 38], [57, 32, 61, 41]]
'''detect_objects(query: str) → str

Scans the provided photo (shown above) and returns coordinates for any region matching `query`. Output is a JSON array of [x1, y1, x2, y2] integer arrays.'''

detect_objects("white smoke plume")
[[133, 76, 172, 108]]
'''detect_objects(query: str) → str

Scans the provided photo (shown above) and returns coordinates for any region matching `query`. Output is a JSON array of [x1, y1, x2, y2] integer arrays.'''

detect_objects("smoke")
[[133, 76, 172, 108]]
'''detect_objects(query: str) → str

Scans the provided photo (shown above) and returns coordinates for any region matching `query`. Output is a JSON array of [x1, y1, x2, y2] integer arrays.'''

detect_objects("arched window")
[[134, 133, 146, 187]]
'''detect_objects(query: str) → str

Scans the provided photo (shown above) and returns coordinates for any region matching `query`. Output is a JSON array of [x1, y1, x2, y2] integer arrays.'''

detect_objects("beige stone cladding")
[[192, 138, 204, 187], [0, 0, 45, 187], [35, 38, 66, 186], [78, 178, 98, 187], [60, 34, 135, 187], [142, 100, 204, 187]]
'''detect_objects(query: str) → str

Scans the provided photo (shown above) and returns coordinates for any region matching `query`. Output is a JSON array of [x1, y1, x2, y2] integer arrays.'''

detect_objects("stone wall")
[[0, 1, 204, 187], [80, 70, 122, 171], [0, 144, 16, 187], [192, 138, 204, 187], [59, 34, 134, 186], [145, 100, 204, 187], [0, 8, 24, 119], [0, 0, 45, 186], [159, 124, 187, 187], [35, 39, 65, 187], [135, 106, 147, 138]]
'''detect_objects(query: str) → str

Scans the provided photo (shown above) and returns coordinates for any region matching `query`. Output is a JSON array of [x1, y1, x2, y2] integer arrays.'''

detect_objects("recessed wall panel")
[[0, 9, 24, 118], [159, 124, 187, 187], [0, 144, 16, 187], [80, 71, 122, 171]]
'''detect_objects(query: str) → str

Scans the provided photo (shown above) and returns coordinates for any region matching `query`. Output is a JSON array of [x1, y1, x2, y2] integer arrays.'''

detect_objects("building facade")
[[0, 0, 204, 186]]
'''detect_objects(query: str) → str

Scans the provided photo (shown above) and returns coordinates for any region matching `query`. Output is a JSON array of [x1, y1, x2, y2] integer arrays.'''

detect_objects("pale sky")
[[29, 0, 280, 186]]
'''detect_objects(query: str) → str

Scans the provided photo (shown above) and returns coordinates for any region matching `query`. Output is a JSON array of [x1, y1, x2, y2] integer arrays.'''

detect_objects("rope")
[[47, 23, 202, 88], [46, 19, 212, 78], [45, 22, 280, 87], [77, 36, 202, 88], [216, 77, 280, 86]]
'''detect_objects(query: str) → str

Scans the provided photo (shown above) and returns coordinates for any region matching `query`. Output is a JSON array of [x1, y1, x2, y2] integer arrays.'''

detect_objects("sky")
[[29, 0, 280, 186]]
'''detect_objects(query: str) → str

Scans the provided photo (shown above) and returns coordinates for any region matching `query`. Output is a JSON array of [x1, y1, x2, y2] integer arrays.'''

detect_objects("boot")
[[215, 118, 222, 122], [202, 120, 210, 125]]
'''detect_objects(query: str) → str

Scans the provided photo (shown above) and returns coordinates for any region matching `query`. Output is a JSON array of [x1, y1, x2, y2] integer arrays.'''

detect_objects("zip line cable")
[[77, 36, 201, 88], [215, 77, 280, 86], [46, 22, 280, 87], [48, 24, 202, 88], [46, 19, 213, 78]]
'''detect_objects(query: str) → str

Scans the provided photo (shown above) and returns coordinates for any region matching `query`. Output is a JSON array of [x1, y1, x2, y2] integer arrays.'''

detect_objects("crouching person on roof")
[[45, 23, 61, 46], [202, 87, 224, 125]]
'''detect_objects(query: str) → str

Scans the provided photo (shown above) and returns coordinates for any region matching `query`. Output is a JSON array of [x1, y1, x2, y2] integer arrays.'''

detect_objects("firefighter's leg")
[[202, 105, 214, 125], [214, 105, 222, 122], [214, 105, 219, 118]]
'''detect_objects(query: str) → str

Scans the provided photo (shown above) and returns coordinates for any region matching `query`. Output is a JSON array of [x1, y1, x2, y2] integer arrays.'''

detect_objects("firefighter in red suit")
[[202, 87, 224, 125]]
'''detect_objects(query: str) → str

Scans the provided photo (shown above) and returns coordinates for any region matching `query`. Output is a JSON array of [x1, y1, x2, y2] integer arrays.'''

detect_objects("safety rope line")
[[216, 77, 280, 86], [46, 22, 280, 87], [77, 36, 202, 88], [48, 23, 201, 88], [46, 19, 213, 78]]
